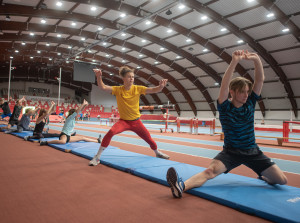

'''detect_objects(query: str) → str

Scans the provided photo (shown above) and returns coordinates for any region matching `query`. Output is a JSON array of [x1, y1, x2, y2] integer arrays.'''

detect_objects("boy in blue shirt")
[[166, 50, 287, 198]]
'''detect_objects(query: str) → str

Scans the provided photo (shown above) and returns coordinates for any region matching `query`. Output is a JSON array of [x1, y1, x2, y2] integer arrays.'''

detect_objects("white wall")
[[0, 81, 75, 98], [90, 84, 117, 107]]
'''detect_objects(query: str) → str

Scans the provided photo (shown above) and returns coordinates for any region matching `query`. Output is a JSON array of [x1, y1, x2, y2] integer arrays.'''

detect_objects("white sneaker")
[[24, 136, 29, 141], [156, 151, 170, 159], [89, 155, 100, 166]]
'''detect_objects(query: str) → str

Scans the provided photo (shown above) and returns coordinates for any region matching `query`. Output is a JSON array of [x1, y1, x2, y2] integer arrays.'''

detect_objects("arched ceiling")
[[0, 0, 299, 117]]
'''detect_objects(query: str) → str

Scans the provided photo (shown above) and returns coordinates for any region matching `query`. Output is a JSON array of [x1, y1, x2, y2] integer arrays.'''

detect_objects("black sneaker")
[[40, 141, 48, 146], [97, 134, 102, 143], [166, 167, 185, 198]]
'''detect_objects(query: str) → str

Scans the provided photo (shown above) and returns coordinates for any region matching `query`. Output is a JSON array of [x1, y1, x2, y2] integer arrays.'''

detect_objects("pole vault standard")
[[139, 104, 175, 133], [8, 59, 12, 100]]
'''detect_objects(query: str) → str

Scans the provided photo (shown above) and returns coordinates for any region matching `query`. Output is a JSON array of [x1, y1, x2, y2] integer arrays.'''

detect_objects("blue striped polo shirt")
[[217, 92, 261, 150]]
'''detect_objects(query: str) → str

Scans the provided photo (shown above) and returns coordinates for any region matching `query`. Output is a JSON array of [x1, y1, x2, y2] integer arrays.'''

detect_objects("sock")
[[95, 146, 106, 159], [154, 149, 160, 155]]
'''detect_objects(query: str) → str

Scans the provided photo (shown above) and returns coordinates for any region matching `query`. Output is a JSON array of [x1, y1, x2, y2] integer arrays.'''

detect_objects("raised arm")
[[244, 50, 264, 95], [36, 101, 55, 124], [146, 79, 168, 94], [218, 50, 244, 104], [93, 69, 113, 93], [76, 99, 89, 114]]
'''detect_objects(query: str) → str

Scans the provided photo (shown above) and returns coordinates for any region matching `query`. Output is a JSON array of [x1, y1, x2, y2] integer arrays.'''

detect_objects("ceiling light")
[[102, 42, 107, 46], [49, 58, 52, 60], [167, 29, 173, 33], [5, 15, 11, 21], [41, 19, 46, 24], [237, 39, 244, 43], [282, 28, 289, 32], [121, 33, 126, 36], [178, 4, 185, 9], [120, 13, 126, 18], [139, 54, 143, 57], [37, 50, 41, 53], [91, 6, 97, 11], [66, 61, 69, 64], [15, 50, 19, 53], [46, 43, 50, 46], [56, 1, 62, 7], [266, 12, 274, 18], [57, 52, 61, 55], [154, 61, 159, 64], [145, 20, 151, 25], [92, 60, 95, 62], [160, 47, 165, 50], [10, 56, 13, 59], [106, 54, 109, 57], [186, 38, 191, 42], [214, 82, 219, 86], [71, 22, 76, 26], [247, 0, 255, 2], [81, 37, 86, 41], [141, 39, 146, 43], [108, 64, 112, 67], [57, 34, 62, 37], [137, 66, 141, 69], [30, 32, 35, 36], [176, 55, 181, 59], [21, 42, 26, 45], [110, 73, 113, 76], [122, 47, 126, 51], [122, 60, 126, 63], [220, 28, 227, 32], [166, 9, 172, 15], [201, 15, 208, 20], [30, 56, 33, 59], [203, 48, 208, 52], [68, 46, 72, 49], [98, 27, 103, 31], [88, 50, 92, 53]]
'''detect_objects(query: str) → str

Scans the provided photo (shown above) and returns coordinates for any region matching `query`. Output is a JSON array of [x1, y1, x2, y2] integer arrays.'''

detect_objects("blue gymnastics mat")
[[11, 131, 33, 138], [46, 143, 300, 223]]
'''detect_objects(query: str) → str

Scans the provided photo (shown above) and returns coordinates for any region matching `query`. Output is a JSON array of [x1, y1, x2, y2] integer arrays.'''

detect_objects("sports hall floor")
[[1, 121, 300, 223]]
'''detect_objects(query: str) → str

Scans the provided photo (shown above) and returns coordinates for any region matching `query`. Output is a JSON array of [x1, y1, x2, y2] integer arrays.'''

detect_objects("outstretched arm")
[[218, 50, 244, 104], [244, 50, 264, 95], [93, 69, 113, 93], [146, 79, 168, 94], [36, 101, 55, 124], [76, 99, 88, 114]]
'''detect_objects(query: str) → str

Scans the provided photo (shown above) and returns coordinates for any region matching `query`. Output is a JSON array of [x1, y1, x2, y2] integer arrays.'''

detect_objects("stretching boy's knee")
[[204, 168, 217, 180]]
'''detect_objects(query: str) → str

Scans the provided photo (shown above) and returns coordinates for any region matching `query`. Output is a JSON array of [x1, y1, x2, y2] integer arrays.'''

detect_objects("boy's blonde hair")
[[229, 77, 253, 93]]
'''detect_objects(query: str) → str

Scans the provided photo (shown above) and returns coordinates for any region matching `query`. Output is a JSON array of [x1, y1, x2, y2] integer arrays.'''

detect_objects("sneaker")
[[4, 130, 12, 134], [89, 155, 100, 166], [166, 167, 185, 198], [40, 141, 48, 146], [24, 136, 29, 141], [71, 132, 76, 136], [97, 134, 102, 143], [156, 151, 170, 159]]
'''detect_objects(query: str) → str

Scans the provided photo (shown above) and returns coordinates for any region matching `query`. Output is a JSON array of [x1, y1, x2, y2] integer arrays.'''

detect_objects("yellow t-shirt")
[[112, 85, 147, 120]]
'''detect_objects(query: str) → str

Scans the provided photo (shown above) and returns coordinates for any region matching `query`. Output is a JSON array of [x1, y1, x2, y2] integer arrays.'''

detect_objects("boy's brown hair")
[[119, 66, 134, 77], [229, 77, 253, 93]]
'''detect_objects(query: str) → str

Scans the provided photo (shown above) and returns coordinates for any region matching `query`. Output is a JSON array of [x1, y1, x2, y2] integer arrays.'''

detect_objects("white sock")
[[154, 149, 160, 155], [95, 146, 106, 159]]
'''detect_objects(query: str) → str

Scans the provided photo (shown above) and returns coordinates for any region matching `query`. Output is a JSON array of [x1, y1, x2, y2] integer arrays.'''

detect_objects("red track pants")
[[101, 119, 157, 150]]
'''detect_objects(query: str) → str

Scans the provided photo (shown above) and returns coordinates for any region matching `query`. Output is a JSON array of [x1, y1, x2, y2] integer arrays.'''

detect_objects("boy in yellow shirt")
[[89, 66, 169, 166]]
